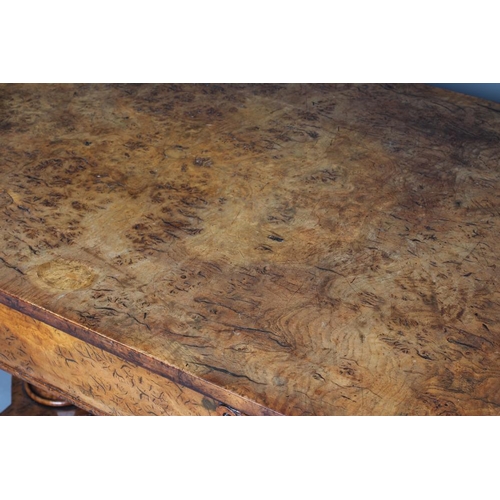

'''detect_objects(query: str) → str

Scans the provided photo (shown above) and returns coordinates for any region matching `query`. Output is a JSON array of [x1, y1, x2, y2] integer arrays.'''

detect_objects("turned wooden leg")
[[23, 382, 73, 407]]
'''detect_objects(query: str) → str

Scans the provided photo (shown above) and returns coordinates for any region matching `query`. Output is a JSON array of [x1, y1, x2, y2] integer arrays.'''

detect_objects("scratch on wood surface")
[[1, 84, 500, 415]]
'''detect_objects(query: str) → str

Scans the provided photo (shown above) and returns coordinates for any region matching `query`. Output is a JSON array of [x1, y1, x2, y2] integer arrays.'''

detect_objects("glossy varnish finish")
[[1, 84, 500, 415]]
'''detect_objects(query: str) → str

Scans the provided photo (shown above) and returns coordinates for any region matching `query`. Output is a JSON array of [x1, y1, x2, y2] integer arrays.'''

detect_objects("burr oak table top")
[[1, 83, 499, 415]]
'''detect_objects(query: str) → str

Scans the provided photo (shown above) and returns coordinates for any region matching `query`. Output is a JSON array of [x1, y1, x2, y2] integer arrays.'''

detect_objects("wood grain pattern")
[[0, 302, 230, 415], [1, 83, 500, 415]]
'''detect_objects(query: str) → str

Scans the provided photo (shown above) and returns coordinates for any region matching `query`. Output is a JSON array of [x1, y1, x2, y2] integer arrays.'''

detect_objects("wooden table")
[[1, 83, 499, 415]]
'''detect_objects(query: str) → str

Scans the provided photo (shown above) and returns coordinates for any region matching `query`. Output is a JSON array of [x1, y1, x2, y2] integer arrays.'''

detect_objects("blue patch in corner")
[[0, 370, 12, 413]]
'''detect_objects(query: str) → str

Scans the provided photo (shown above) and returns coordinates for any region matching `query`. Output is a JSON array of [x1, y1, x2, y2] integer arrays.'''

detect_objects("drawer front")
[[0, 302, 235, 415]]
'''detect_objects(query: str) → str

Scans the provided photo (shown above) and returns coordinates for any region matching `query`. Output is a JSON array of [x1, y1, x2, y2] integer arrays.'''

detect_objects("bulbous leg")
[[23, 382, 73, 407]]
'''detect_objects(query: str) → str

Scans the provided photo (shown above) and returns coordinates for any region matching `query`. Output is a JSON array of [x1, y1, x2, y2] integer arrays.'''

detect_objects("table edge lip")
[[0, 289, 283, 416]]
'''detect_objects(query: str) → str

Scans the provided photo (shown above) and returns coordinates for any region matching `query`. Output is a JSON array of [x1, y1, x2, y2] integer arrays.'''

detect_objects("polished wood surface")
[[1, 84, 500, 415]]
